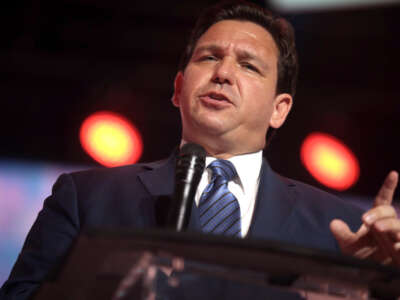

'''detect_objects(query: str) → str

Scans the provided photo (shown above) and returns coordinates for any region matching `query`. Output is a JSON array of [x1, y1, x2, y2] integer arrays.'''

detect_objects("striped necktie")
[[199, 159, 241, 237]]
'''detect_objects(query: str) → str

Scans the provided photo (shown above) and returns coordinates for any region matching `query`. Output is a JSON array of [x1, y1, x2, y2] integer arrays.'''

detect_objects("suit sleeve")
[[0, 173, 80, 300]]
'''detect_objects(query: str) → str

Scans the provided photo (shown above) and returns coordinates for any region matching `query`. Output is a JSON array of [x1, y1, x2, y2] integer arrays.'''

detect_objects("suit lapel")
[[137, 152, 201, 231], [138, 156, 176, 197], [247, 158, 298, 241], [136, 154, 175, 228]]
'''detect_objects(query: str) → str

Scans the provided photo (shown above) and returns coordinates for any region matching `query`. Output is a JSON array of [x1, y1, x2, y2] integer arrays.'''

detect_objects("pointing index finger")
[[374, 171, 399, 207]]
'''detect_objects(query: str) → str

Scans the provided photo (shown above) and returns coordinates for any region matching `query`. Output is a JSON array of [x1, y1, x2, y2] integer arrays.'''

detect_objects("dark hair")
[[178, 0, 299, 97]]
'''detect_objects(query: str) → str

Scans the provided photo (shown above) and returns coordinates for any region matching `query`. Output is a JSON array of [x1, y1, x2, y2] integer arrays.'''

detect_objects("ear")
[[171, 71, 184, 107], [269, 93, 293, 129]]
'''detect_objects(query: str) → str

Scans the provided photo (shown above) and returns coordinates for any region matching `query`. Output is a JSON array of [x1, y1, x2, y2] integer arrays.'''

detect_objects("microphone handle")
[[168, 156, 203, 231]]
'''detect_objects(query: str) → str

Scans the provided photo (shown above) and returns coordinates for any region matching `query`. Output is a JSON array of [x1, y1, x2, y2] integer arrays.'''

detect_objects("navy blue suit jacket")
[[0, 153, 363, 299]]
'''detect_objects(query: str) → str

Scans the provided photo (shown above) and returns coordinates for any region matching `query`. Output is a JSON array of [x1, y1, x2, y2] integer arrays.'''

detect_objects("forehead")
[[195, 20, 279, 59]]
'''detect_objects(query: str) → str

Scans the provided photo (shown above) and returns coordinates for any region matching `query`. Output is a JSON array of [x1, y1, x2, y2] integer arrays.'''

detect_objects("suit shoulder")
[[280, 175, 341, 203], [278, 175, 364, 230], [47, 158, 171, 226], [66, 158, 167, 186], [49, 158, 169, 204]]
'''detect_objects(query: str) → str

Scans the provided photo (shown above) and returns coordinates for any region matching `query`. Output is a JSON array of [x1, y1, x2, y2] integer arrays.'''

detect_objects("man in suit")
[[1, 1, 400, 299]]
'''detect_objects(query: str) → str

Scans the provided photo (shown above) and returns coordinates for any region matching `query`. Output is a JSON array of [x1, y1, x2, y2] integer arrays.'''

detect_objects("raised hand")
[[330, 171, 400, 266]]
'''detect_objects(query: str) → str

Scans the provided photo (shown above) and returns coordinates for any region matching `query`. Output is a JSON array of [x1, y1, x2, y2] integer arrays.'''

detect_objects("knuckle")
[[376, 205, 396, 217]]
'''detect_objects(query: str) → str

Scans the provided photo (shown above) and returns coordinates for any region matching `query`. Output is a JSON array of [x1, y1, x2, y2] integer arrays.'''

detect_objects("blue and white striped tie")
[[199, 159, 241, 237]]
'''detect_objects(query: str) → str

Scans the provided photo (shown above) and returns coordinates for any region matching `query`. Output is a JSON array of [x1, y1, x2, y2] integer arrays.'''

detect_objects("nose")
[[211, 58, 234, 85]]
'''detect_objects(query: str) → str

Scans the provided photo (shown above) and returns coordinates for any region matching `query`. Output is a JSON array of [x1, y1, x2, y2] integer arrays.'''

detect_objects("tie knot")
[[208, 159, 237, 182]]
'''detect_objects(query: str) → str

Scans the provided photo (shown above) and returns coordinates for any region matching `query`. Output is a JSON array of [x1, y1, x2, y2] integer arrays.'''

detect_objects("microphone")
[[167, 143, 206, 231]]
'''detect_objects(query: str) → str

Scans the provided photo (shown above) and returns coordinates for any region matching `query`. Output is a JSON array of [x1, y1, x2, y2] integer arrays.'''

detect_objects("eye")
[[201, 55, 217, 61], [241, 62, 259, 73]]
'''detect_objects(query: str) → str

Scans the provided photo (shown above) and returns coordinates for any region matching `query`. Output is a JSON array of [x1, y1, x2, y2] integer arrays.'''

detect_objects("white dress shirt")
[[194, 151, 263, 237]]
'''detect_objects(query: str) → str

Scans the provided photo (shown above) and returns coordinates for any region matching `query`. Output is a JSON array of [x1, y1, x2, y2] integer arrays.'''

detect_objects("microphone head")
[[176, 143, 206, 177], [169, 143, 206, 231], [179, 143, 206, 158]]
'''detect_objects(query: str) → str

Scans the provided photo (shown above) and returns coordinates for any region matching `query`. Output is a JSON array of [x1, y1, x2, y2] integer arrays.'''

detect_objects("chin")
[[196, 118, 229, 135], [182, 122, 226, 143]]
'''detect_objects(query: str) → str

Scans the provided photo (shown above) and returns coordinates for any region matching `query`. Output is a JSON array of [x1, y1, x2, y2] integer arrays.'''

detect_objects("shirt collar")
[[205, 151, 263, 193], [179, 139, 263, 192]]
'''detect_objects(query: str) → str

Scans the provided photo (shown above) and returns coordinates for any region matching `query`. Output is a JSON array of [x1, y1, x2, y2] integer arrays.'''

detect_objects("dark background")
[[1, 0, 399, 198]]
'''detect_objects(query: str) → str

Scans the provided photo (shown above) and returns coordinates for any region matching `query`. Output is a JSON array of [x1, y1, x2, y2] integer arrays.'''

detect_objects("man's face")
[[172, 20, 292, 156]]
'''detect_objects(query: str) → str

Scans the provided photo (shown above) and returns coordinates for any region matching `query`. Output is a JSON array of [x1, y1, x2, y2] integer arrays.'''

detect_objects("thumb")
[[330, 219, 357, 248]]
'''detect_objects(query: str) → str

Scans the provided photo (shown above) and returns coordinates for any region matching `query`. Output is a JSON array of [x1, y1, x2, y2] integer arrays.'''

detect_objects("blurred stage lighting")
[[80, 111, 143, 167], [270, 0, 399, 12], [300, 132, 360, 191]]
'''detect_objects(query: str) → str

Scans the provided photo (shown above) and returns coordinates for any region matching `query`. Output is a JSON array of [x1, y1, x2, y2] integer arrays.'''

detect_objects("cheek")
[[243, 83, 276, 124], [181, 71, 200, 98], [180, 80, 195, 106], [242, 80, 274, 107]]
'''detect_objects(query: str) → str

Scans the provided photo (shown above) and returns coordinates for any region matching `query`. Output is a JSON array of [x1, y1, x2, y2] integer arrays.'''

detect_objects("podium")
[[34, 229, 400, 300]]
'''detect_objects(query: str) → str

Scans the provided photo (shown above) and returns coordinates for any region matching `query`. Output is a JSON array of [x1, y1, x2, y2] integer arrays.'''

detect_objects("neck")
[[181, 135, 265, 159]]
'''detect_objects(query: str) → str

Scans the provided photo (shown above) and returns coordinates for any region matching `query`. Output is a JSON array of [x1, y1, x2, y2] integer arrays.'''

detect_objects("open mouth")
[[203, 92, 231, 103]]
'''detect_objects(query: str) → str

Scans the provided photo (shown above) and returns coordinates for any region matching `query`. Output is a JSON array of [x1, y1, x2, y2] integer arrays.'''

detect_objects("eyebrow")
[[193, 44, 270, 71], [193, 44, 223, 56]]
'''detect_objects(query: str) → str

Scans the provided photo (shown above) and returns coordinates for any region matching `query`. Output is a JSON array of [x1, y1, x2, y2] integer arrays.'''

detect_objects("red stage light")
[[80, 111, 143, 167], [300, 132, 359, 191]]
